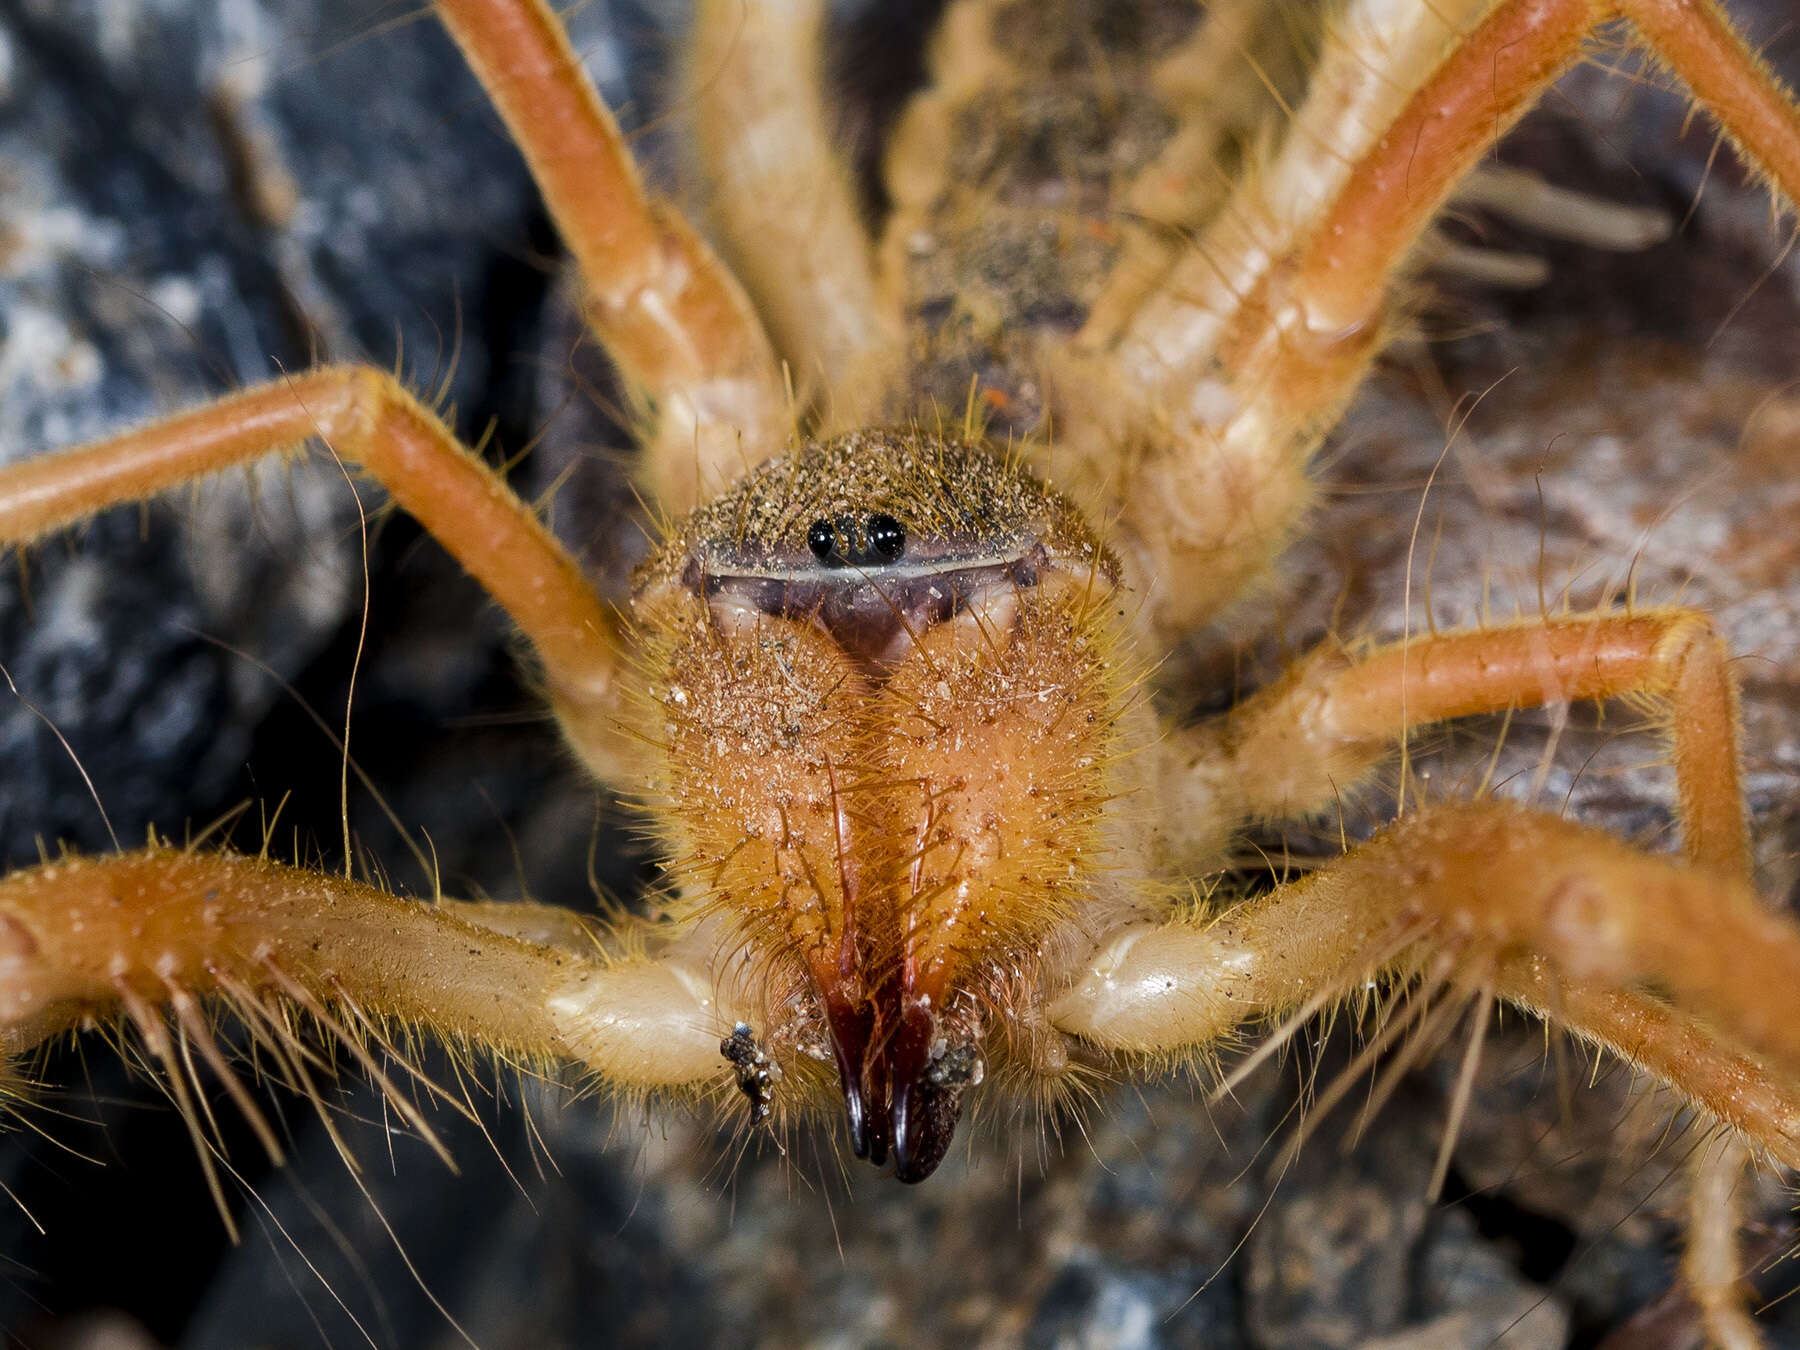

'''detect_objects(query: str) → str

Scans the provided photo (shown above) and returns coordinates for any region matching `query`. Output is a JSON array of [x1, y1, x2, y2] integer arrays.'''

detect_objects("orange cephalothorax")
[[633, 430, 1127, 1178]]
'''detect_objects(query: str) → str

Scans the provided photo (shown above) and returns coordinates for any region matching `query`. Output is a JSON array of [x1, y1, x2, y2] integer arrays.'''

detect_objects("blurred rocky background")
[[1, 1, 1798, 1347]]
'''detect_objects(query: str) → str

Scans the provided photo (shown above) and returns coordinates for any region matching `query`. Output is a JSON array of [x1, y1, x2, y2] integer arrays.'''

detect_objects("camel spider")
[[3, 0, 1800, 1346]]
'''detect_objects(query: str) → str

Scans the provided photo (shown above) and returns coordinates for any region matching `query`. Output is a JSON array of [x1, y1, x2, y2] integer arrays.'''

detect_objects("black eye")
[[807, 519, 837, 562], [867, 513, 905, 562]]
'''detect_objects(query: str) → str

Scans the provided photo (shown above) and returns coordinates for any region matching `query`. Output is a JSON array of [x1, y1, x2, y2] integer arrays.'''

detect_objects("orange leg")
[[1064, 609, 1800, 1267], [1276, 0, 1798, 351], [1052, 805, 1800, 1151], [1055, 0, 1800, 646], [1154, 610, 1742, 873], [0, 848, 738, 1234], [0, 365, 634, 783], [1329, 609, 1782, 1336], [1059, 615, 1800, 1150], [1612, 0, 1800, 205], [432, 0, 790, 513], [1158, 607, 1774, 1335], [1499, 962, 1800, 1171]]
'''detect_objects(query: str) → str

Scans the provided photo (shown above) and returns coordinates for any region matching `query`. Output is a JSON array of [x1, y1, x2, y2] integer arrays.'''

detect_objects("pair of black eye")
[[806, 513, 907, 566]]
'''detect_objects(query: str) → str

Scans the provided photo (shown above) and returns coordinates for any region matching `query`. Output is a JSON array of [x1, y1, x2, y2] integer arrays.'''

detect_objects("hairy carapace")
[[633, 430, 1128, 1180]]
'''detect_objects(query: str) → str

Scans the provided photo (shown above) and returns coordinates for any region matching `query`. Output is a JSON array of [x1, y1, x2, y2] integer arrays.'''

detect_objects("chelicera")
[[639, 430, 1121, 1179]]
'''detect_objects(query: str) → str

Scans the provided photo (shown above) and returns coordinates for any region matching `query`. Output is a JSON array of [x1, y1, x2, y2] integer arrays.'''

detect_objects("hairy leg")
[[1095, 606, 1789, 1337], [1052, 806, 1800, 1158], [1149, 609, 1741, 871], [0, 366, 634, 783], [0, 848, 737, 1238], [0, 851, 728, 1086], [1046, 0, 1800, 647], [433, 0, 790, 514]]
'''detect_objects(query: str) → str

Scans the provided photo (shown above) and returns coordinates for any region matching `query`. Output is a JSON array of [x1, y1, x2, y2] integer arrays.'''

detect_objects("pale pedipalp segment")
[[432, 0, 791, 516], [1054, 606, 1800, 1181], [1048, 808, 1800, 1166], [0, 852, 740, 1155], [0, 365, 637, 787], [1051, 0, 1800, 648]]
